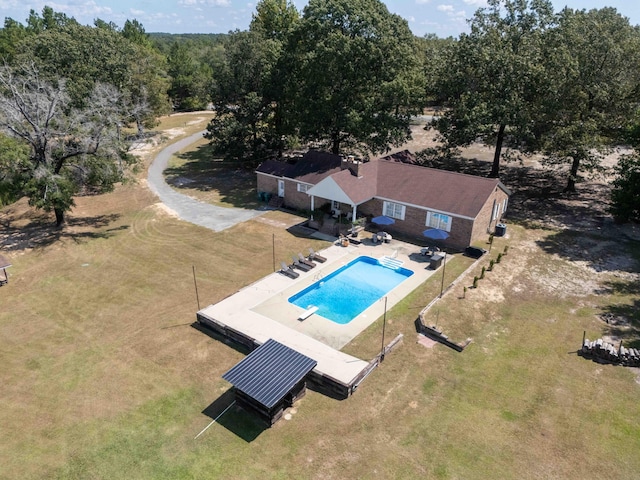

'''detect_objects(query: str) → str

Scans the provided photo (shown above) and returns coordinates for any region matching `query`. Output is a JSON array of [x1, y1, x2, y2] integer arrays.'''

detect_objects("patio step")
[[378, 256, 404, 270]]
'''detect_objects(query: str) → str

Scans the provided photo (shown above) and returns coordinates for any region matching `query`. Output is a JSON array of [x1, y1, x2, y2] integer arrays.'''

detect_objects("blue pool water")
[[288, 256, 414, 325]]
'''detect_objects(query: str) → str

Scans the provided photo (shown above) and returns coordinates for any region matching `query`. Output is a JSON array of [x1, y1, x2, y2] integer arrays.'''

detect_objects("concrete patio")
[[197, 235, 449, 387]]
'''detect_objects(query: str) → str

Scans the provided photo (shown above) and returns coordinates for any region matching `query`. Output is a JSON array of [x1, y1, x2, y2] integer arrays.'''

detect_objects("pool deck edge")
[[197, 239, 445, 388]]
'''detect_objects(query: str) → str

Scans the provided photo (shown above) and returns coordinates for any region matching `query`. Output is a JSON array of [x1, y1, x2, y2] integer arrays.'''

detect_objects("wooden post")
[[439, 252, 447, 298], [380, 296, 387, 362], [192, 265, 200, 311], [272, 233, 276, 272]]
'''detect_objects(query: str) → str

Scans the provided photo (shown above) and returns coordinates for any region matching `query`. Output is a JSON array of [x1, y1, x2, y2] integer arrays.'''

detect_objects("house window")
[[426, 211, 452, 232], [383, 201, 405, 220], [297, 183, 310, 193], [502, 198, 508, 215]]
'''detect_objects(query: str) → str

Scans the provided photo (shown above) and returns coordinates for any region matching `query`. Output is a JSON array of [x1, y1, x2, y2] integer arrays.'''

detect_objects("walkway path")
[[147, 130, 265, 232]]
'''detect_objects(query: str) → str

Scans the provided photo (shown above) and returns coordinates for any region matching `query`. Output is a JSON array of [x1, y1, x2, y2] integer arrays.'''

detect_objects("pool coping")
[[198, 238, 447, 387]]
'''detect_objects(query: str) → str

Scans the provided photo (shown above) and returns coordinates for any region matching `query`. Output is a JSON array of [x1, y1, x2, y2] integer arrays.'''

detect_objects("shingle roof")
[[257, 150, 509, 218], [375, 161, 505, 218], [255, 151, 342, 184], [330, 161, 379, 205], [379, 150, 418, 164], [222, 339, 317, 409]]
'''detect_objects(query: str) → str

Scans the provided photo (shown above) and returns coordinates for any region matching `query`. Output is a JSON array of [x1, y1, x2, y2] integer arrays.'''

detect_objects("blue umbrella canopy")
[[422, 228, 449, 240], [371, 215, 395, 226]]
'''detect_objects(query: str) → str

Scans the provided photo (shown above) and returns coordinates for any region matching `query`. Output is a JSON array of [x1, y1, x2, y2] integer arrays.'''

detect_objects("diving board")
[[298, 306, 318, 321]]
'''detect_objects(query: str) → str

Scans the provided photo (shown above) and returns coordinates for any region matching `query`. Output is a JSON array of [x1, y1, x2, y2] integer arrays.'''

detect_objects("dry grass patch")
[[1, 118, 639, 479]]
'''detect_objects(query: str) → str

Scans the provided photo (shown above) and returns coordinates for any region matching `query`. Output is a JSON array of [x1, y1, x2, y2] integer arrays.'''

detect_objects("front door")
[[278, 179, 285, 197]]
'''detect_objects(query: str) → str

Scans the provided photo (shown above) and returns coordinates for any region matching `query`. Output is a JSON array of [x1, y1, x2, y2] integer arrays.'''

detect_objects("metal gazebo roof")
[[222, 339, 317, 409]]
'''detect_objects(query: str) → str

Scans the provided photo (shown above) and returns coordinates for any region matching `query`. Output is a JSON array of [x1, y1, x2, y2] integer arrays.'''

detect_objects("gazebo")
[[0, 254, 11, 286], [222, 339, 317, 426]]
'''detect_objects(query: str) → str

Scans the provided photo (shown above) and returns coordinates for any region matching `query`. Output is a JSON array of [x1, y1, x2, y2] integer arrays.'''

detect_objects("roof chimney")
[[341, 155, 362, 177]]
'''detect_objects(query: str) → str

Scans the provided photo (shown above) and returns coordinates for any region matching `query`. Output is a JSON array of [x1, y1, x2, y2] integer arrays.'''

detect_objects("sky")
[[0, 0, 638, 38]]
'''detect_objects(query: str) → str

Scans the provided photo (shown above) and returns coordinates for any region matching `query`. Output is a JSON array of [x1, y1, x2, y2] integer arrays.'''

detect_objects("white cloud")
[[178, 0, 230, 7], [416, 0, 431, 4], [45, 1, 113, 18], [130, 8, 144, 16], [437, 4, 454, 13], [463, 0, 488, 6]]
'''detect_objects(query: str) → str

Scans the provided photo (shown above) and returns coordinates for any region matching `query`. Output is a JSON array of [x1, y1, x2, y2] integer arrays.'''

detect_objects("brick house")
[[256, 151, 510, 249]]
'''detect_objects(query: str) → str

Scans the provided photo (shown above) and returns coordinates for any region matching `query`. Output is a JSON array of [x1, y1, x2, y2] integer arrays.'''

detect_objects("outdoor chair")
[[297, 253, 316, 268], [308, 248, 327, 263], [292, 257, 313, 272], [378, 232, 392, 243], [279, 261, 299, 279]]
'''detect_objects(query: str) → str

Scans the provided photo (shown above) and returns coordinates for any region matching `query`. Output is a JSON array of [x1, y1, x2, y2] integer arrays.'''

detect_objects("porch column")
[[351, 204, 357, 221], [310, 196, 315, 220]]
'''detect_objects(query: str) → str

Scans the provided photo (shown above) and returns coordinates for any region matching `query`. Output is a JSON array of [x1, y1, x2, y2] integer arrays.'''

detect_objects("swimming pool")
[[288, 256, 414, 325]]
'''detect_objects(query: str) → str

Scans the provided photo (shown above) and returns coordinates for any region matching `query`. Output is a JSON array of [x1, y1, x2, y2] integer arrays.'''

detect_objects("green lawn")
[[164, 138, 262, 210], [1, 119, 639, 479]]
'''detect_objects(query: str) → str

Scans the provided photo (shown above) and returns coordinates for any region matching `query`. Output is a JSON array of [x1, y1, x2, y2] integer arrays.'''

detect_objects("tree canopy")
[[289, 0, 425, 155], [433, 0, 554, 178], [535, 7, 640, 191], [0, 64, 137, 225], [205, 0, 300, 165]]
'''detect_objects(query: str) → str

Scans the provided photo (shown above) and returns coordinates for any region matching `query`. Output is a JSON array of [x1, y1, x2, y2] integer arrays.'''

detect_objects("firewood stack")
[[582, 338, 640, 367]]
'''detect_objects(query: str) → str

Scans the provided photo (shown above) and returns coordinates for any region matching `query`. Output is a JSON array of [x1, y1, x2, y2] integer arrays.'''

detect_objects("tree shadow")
[[200, 389, 267, 442], [416, 148, 613, 233], [0, 208, 123, 251], [599, 287, 640, 349], [163, 143, 261, 209], [534, 230, 639, 275]]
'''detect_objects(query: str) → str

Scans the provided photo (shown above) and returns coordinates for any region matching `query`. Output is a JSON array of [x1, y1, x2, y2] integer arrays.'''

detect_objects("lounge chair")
[[308, 248, 327, 263], [292, 257, 313, 272], [297, 253, 316, 268], [279, 261, 299, 279]]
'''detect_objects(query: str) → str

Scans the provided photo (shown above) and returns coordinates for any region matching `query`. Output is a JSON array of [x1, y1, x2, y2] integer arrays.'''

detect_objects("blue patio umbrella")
[[371, 215, 395, 226], [422, 228, 449, 240]]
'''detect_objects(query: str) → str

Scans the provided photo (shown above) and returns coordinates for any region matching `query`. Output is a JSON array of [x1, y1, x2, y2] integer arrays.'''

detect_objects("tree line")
[[0, 0, 638, 225]]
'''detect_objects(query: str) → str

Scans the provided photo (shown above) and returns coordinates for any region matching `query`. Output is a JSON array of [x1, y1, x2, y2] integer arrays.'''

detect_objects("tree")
[[433, 0, 554, 178], [206, 30, 281, 164], [17, 18, 170, 128], [0, 134, 29, 206], [536, 7, 640, 192], [610, 154, 640, 223], [250, 0, 299, 42], [418, 33, 456, 106], [0, 18, 29, 63], [289, 0, 424, 155], [0, 64, 137, 226], [206, 0, 300, 164], [167, 42, 211, 111], [25, 6, 77, 33]]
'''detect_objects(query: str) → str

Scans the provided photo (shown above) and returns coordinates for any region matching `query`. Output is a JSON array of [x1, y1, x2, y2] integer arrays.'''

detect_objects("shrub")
[[497, 253, 503, 263], [473, 276, 478, 288], [488, 259, 495, 271], [480, 266, 486, 279]]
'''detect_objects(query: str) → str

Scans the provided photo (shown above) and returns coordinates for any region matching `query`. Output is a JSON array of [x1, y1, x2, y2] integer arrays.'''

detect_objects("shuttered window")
[[383, 201, 406, 220], [426, 211, 452, 232]]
